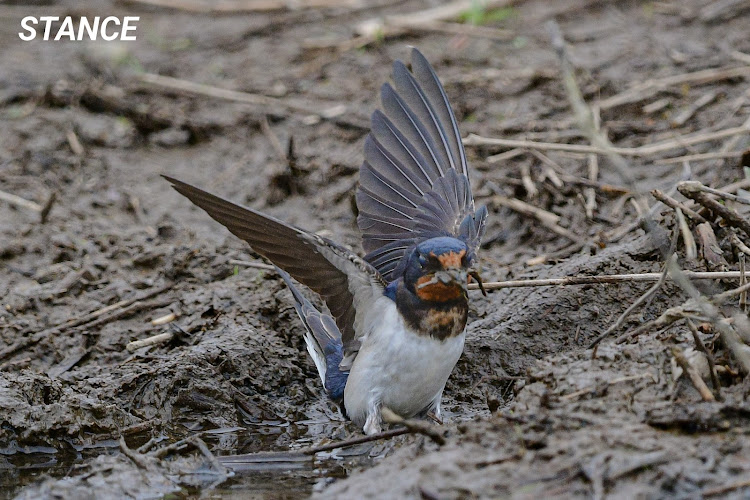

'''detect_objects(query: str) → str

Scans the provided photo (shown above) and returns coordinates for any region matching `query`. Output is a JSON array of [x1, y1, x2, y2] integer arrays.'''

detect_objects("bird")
[[164, 48, 488, 435]]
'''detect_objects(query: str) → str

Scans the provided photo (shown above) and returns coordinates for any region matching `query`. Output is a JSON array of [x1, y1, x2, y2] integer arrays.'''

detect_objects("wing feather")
[[356, 48, 487, 280], [164, 176, 384, 356], [392, 60, 454, 174], [411, 49, 468, 176]]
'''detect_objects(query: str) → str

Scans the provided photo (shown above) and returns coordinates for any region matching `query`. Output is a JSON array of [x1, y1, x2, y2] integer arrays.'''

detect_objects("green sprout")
[[459, 1, 517, 26]]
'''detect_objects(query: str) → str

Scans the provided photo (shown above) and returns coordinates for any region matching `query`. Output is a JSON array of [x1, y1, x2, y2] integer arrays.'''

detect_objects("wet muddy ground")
[[2, 0, 750, 498]]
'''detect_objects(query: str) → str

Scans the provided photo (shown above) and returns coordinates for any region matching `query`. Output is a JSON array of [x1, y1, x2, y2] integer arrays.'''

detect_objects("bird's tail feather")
[[275, 267, 348, 403]]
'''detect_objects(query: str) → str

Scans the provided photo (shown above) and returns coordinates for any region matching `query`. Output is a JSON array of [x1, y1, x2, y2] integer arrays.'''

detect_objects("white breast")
[[343, 298, 465, 427]]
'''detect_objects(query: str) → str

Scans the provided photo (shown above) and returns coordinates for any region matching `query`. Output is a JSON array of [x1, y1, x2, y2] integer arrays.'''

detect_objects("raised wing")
[[356, 48, 487, 282], [163, 176, 385, 356]]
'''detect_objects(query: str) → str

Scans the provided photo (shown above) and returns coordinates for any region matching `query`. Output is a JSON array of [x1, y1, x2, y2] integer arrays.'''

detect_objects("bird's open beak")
[[417, 267, 469, 292], [416, 266, 487, 298], [434, 267, 468, 287]]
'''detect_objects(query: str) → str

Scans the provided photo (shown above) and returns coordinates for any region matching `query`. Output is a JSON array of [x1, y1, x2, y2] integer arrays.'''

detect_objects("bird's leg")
[[426, 392, 444, 424], [426, 408, 443, 425], [363, 400, 383, 435]]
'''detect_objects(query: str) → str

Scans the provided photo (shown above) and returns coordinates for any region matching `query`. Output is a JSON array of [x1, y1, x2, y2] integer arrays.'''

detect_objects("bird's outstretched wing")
[[356, 48, 487, 282], [163, 176, 385, 357]]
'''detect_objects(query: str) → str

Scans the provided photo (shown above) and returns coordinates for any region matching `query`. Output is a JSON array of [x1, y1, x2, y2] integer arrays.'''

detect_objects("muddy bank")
[[321, 348, 750, 499], [3, 0, 750, 498]]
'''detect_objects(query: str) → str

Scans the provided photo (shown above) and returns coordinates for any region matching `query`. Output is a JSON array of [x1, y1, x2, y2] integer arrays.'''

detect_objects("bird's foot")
[[426, 409, 443, 425], [363, 411, 382, 435]]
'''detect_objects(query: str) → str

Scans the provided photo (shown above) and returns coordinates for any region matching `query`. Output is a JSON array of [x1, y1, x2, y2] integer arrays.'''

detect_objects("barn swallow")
[[164, 48, 487, 435]]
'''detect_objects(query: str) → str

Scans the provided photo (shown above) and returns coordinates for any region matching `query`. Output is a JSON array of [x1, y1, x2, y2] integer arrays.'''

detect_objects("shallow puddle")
[[1, 423, 380, 499]]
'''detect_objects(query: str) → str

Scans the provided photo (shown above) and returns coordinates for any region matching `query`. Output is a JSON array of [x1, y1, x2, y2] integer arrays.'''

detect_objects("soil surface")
[[2, 0, 750, 498]]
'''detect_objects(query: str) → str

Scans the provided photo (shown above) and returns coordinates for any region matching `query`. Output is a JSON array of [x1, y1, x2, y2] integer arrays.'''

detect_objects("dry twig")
[[615, 280, 750, 374], [699, 0, 750, 22], [519, 161, 538, 198], [464, 125, 750, 158], [66, 129, 84, 156], [671, 346, 715, 402], [470, 270, 746, 292], [151, 312, 177, 326], [487, 182, 579, 241], [650, 189, 706, 223], [559, 372, 655, 401], [380, 407, 445, 445], [524, 240, 587, 267], [228, 259, 276, 271], [190, 437, 229, 480], [597, 65, 750, 110], [695, 222, 726, 269], [80, 298, 173, 332], [654, 151, 744, 165], [136, 73, 365, 129], [119, 436, 157, 470], [671, 90, 721, 127], [233, 261, 747, 291], [684, 181, 750, 206], [584, 106, 600, 219], [217, 419, 443, 468], [588, 265, 669, 349], [740, 253, 747, 310], [0, 189, 56, 223], [678, 181, 750, 237], [118, 0, 362, 13], [0, 190, 42, 212], [126, 332, 175, 352], [685, 318, 722, 400], [356, 0, 512, 41], [219, 427, 409, 468], [718, 178, 750, 195], [731, 232, 750, 256], [703, 477, 750, 497], [0, 284, 174, 362], [675, 207, 697, 260], [387, 20, 513, 41]]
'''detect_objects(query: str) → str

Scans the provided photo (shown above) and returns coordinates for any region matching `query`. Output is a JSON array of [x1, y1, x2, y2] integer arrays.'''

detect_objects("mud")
[[2, 0, 750, 498]]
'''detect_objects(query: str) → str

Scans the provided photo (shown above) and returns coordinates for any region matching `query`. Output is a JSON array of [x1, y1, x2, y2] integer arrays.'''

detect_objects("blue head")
[[401, 236, 475, 303]]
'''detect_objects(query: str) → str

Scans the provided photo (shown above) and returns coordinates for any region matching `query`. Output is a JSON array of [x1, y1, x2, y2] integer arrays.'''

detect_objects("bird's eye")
[[418, 255, 427, 268]]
